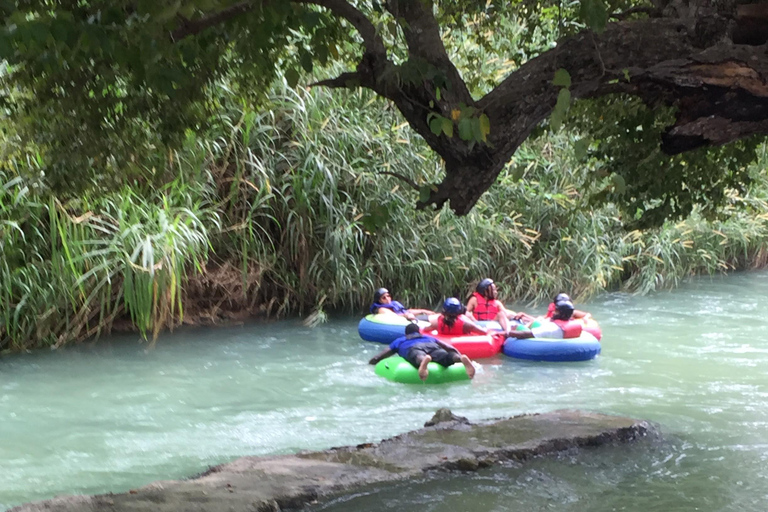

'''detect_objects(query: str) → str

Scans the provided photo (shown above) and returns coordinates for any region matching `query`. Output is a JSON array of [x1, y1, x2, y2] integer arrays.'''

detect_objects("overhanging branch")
[[420, 14, 768, 215], [384, 0, 473, 104], [310, 71, 363, 88], [301, 0, 387, 56], [171, 1, 253, 41]]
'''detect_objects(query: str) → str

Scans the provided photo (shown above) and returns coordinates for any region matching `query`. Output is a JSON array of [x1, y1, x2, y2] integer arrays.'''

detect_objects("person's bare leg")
[[460, 355, 475, 379], [451, 353, 475, 379], [418, 355, 431, 381]]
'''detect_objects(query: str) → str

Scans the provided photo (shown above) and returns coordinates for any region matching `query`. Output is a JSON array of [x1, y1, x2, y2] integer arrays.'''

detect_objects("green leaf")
[[471, 118, 484, 142], [550, 88, 572, 130], [441, 117, 454, 137], [580, 0, 608, 33], [458, 118, 473, 141], [511, 165, 526, 181], [573, 138, 590, 161], [479, 114, 491, 137], [300, 52, 313, 73], [553, 68, 571, 88], [0, 32, 12, 58], [418, 185, 432, 203], [387, 21, 398, 38], [555, 88, 571, 113], [549, 89, 571, 131], [623, 68, 631, 82], [316, 45, 329, 65], [429, 116, 443, 136], [435, 87, 441, 101], [611, 173, 627, 194], [156, 0, 182, 23], [285, 68, 300, 88]]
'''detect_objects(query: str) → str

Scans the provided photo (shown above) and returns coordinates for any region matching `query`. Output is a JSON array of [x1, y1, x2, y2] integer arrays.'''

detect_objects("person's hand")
[[513, 312, 524, 321]]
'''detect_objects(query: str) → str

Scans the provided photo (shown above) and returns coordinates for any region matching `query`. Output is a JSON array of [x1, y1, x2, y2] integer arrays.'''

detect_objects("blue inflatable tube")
[[502, 332, 601, 362], [357, 315, 430, 344]]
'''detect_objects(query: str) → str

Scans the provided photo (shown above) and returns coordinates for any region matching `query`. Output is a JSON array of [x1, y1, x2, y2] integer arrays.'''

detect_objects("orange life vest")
[[471, 292, 501, 321], [437, 315, 465, 335], [552, 319, 583, 338]]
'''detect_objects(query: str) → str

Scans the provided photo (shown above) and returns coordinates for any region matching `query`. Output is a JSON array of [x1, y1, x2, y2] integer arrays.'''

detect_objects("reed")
[[2, 77, 768, 352]]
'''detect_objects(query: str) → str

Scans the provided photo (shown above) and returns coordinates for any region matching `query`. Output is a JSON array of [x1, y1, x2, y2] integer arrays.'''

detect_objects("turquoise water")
[[2, 272, 768, 510]]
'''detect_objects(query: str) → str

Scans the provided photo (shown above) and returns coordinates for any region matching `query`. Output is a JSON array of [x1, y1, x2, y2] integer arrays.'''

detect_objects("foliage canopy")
[[1, 0, 767, 226]]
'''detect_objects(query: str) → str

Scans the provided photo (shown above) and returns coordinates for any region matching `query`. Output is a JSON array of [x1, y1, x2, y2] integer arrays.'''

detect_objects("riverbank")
[[9, 409, 654, 512], [4, 80, 768, 354]]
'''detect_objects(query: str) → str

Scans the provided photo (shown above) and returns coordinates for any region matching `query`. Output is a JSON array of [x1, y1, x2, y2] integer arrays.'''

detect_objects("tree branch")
[[384, 0, 473, 105], [378, 171, 419, 191], [171, 1, 254, 41], [610, 6, 658, 20], [171, 0, 388, 61], [301, 0, 387, 56], [417, 16, 768, 215], [309, 71, 363, 89]]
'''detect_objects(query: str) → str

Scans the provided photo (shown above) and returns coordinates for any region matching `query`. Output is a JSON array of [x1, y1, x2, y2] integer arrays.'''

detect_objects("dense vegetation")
[[2, 78, 768, 352], [1, 1, 766, 223], [0, 2, 766, 352]]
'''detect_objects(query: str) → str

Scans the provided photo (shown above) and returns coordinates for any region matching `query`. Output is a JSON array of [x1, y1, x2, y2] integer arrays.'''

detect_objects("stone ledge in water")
[[10, 409, 657, 512]]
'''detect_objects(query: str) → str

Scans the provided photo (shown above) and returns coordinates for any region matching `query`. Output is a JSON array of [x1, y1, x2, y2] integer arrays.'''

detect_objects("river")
[[2, 272, 767, 511]]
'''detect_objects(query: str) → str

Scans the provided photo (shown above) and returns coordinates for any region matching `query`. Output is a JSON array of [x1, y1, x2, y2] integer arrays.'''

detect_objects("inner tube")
[[357, 315, 430, 343], [374, 356, 470, 384], [580, 317, 602, 340], [476, 320, 503, 331], [429, 332, 504, 359], [503, 332, 601, 362], [478, 319, 539, 332]]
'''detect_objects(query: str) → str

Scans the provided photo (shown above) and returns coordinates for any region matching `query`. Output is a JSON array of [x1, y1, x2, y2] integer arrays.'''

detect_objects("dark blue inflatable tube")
[[357, 315, 430, 344], [502, 332, 601, 362]]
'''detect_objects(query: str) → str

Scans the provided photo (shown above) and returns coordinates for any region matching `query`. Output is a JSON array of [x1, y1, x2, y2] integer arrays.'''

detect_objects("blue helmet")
[[554, 292, 571, 303], [476, 278, 494, 295], [443, 297, 463, 315]]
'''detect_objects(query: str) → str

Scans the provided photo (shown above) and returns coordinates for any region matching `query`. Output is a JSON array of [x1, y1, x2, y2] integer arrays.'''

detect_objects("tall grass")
[[2, 78, 768, 352]]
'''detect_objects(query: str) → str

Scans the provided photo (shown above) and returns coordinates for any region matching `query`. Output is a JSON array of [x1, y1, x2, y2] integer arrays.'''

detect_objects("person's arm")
[[434, 338, 459, 354], [369, 348, 396, 365], [573, 309, 591, 320], [498, 303, 534, 324], [376, 307, 397, 316], [505, 329, 534, 339], [407, 308, 437, 316], [463, 320, 488, 335], [423, 316, 439, 332], [465, 297, 478, 321], [512, 311, 536, 323]]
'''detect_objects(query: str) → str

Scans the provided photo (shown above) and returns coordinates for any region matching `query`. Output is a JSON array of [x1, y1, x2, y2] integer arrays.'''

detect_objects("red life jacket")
[[545, 302, 556, 319], [437, 315, 465, 335], [552, 319, 582, 338], [471, 292, 501, 321]]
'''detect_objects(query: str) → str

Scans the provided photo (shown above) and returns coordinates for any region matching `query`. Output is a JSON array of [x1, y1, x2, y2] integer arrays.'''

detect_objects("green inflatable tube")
[[374, 356, 470, 384]]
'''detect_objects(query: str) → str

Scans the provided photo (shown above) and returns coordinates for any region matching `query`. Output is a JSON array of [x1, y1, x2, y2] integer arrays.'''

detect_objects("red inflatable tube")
[[580, 318, 602, 341], [427, 332, 505, 359]]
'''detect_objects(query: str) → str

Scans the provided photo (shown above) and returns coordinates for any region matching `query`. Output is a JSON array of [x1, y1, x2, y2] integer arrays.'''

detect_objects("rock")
[[9, 409, 657, 512], [424, 407, 470, 427]]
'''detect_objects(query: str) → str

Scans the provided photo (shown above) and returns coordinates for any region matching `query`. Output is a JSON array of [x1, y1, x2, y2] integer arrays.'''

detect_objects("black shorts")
[[405, 342, 458, 368]]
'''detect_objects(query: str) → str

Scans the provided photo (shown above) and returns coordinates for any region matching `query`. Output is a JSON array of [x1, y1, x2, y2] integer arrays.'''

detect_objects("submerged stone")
[[11, 409, 656, 512]]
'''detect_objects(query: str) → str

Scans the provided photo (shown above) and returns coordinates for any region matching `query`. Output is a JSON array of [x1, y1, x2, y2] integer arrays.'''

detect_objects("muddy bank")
[[11, 409, 656, 512]]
